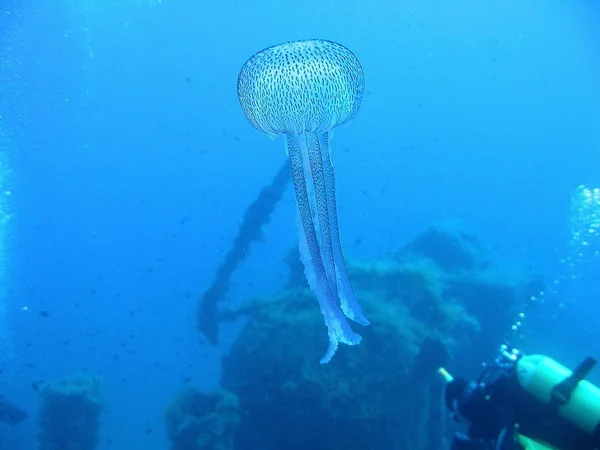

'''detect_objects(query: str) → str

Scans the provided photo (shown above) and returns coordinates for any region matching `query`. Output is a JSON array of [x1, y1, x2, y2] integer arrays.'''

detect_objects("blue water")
[[0, 0, 599, 448]]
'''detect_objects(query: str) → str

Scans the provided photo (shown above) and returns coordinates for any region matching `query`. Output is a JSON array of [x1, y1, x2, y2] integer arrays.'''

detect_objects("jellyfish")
[[237, 39, 369, 363]]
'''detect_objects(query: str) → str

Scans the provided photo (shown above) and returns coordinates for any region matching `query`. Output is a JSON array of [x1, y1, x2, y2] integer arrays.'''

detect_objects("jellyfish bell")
[[237, 39, 364, 135]]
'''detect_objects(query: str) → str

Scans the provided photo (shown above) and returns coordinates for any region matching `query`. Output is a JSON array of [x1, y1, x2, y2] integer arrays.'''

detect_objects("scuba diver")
[[0, 395, 28, 425], [439, 345, 600, 450]]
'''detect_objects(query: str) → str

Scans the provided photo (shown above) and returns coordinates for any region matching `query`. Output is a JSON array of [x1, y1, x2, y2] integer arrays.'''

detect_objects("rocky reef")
[[170, 223, 542, 450], [36, 373, 104, 450], [165, 388, 241, 450]]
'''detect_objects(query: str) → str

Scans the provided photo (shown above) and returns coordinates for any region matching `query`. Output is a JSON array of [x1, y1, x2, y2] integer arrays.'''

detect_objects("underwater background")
[[0, 0, 599, 449]]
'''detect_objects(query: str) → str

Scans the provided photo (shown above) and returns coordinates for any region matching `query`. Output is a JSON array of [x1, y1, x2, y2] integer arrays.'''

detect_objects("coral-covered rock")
[[37, 374, 104, 450], [219, 225, 541, 450], [165, 388, 240, 450]]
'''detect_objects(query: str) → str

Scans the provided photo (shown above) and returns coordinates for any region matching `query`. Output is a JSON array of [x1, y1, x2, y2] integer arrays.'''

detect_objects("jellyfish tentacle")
[[318, 131, 370, 326], [305, 131, 339, 298], [287, 133, 361, 363]]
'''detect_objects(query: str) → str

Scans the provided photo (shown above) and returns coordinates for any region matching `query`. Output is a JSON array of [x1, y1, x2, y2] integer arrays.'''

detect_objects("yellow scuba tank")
[[516, 434, 558, 450], [516, 354, 600, 436]]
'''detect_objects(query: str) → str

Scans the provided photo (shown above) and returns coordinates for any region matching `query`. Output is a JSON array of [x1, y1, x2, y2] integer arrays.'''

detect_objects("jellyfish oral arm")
[[286, 133, 362, 364], [318, 132, 369, 326], [305, 132, 338, 298]]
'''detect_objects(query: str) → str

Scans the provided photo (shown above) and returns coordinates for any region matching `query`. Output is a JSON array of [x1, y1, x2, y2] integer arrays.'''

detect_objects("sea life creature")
[[237, 39, 369, 363]]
